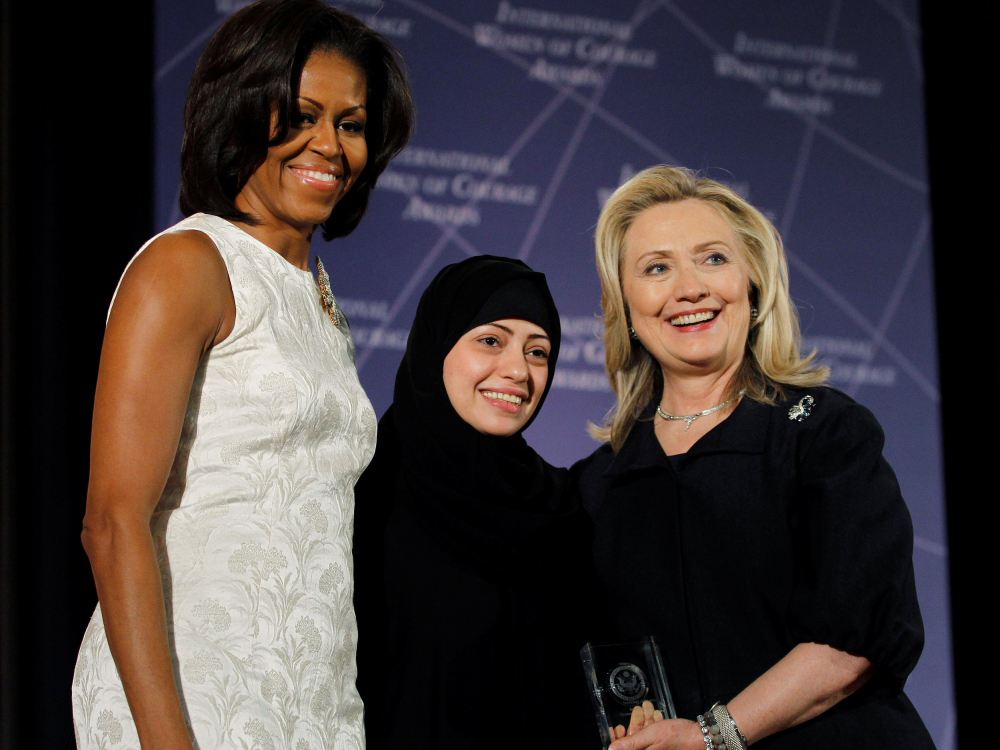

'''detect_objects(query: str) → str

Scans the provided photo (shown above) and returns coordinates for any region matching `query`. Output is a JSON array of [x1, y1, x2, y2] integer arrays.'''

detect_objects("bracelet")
[[697, 703, 749, 750], [709, 703, 749, 750], [695, 713, 714, 749], [696, 709, 725, 750], [697, 723, 714, 750]]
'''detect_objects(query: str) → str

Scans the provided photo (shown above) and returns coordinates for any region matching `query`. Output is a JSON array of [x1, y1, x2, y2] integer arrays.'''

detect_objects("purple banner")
[[155, 1, 950, 744]]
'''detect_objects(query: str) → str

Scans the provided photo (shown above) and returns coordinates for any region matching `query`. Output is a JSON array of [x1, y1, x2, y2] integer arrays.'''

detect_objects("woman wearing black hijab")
[[353, 256, 594, 750]]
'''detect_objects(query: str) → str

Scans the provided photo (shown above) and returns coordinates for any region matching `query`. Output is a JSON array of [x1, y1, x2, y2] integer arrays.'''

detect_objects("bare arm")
[[610, 642, 872, 750], [81, 230, 234, 750], [726, 642, 871, 741]]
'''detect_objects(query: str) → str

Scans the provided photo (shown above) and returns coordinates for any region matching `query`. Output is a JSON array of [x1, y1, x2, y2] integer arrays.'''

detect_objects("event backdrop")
[[155, 0, 950, 745]]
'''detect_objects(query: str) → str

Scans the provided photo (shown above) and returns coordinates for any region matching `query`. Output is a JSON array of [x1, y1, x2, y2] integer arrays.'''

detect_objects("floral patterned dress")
[[73, 213, 376, 750]]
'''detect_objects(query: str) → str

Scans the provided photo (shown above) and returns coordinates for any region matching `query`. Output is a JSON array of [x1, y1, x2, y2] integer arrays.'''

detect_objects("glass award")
[[580, 637, 677, 749]]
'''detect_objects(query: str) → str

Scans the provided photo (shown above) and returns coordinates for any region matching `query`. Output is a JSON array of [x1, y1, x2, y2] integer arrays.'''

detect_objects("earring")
[[628, 325, 638, 340], [750, 305, 759, 321]]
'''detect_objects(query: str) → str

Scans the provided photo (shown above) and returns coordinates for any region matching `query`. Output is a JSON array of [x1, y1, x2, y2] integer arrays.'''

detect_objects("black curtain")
[[922, 2, 999, 749], [0, 1, 154, 747]]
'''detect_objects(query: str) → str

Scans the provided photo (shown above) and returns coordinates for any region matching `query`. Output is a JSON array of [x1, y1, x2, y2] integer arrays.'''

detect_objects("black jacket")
[[572, 386, 934, 749]]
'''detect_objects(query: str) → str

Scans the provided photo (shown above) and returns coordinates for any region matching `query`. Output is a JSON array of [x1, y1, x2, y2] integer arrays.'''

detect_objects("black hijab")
[[389, 255, 579, 554], [354, 256, 595, 750]]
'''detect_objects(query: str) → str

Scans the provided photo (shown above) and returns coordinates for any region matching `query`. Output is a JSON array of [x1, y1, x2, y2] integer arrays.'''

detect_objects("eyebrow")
[[298, 96, 367, 113], [642, 240, 731, 254], [484, 323, 550, 342], [636, 241, 733, 263]]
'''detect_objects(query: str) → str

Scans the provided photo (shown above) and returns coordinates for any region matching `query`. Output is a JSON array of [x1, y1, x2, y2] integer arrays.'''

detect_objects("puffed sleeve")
[[788, 400, 924, 689]]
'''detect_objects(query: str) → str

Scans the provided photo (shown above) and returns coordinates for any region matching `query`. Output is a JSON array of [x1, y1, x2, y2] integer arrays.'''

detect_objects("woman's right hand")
[[82, 230, 234, 750]]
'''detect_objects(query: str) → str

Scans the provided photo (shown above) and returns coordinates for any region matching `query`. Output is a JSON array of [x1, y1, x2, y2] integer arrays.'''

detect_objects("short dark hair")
[[179, 0, 414, 240]]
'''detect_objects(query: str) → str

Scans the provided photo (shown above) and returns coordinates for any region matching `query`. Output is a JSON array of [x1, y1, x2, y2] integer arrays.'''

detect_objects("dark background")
[[0, 2, 993, 750]]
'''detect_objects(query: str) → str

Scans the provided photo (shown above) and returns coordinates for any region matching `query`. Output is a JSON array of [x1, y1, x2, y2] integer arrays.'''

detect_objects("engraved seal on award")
[[607, 663, 648, 705]]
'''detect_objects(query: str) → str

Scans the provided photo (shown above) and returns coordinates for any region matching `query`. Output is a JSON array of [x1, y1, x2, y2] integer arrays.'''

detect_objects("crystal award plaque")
[[580, 637, 677, 749]]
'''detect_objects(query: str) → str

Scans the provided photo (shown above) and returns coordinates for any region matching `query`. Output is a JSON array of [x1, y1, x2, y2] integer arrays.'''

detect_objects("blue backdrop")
[[155, 0, 950, 744]]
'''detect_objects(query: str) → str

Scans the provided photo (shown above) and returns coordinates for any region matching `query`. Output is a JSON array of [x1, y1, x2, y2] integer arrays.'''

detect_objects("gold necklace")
[[315, 256, 344, 329]]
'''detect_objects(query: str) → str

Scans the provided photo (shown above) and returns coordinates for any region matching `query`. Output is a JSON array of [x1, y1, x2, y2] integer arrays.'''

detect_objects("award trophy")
[[580, 637, 676, 749]]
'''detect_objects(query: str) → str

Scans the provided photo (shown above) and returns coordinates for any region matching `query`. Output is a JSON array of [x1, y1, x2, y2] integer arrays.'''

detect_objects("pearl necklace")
[[656, 389, 746, 430]]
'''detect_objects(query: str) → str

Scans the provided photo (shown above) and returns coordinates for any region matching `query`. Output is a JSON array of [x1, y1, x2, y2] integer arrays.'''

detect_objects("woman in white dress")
[[72, 2, 413, 748]]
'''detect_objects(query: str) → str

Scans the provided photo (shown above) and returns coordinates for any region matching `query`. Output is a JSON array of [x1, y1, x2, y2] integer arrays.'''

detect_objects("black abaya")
[[353, 256, 596, 750]]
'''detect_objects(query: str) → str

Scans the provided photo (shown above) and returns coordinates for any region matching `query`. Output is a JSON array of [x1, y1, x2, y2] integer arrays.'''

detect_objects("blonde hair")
[[590, 166, 827, 451]]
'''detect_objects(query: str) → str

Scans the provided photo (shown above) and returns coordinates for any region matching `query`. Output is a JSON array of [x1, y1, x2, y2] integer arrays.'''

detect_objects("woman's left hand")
[[610, 700, 663, 740], [609, 717, 704, 750]]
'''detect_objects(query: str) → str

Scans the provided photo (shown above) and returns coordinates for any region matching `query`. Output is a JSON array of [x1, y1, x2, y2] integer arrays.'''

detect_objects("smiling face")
[[235, 49, 368, 232], [622, 199, 752, 380], [442, 318, 552, 437]]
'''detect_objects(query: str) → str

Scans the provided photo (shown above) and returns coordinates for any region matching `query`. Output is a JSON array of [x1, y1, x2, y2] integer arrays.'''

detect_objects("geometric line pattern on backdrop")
[[845, 213, 941, 562], [779, 0, 927, 403], [845, 213, 931, 400], [396, 0, 683, 165], [778, 0, 842, 239], [353, 85, 575, 370], [151, 2, 939, 407], [390, 0, 937, 401], [516, 65, 616, 262], [151, 1, 937, 404], [871, 0, 923, 82], [355, 0, 666, 369], [659, 0, 937, 401], [874, 0, 921, 34], [516, 0, 663, 261], [787, 250, 939, 401], [659, 0, 928, 192]]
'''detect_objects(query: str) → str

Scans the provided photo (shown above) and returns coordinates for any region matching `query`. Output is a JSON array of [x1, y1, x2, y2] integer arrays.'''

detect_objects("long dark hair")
[[179, 0, 414, 239]]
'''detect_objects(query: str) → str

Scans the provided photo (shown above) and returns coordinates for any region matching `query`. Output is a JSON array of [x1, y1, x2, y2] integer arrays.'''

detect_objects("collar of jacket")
[[603, 395, 771, 479]]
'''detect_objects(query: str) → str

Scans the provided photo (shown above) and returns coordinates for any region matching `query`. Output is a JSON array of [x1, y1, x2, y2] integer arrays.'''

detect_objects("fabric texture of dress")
[[72, 213, 376, 750], [353, 256, 595, 750], [572, 386, 934, 749]]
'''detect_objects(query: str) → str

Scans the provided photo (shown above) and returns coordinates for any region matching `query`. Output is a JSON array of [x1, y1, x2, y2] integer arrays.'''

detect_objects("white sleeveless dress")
[[72, 213, 376, 750]]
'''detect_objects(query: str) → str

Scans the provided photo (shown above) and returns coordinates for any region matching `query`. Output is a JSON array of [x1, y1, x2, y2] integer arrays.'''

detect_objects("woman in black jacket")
[[574, 166, 933, 750], [354, 256, 593, 750]]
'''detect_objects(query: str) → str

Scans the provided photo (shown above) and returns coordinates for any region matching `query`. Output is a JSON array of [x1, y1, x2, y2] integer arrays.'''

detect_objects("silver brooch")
[[788, 395, 815, 422], [315, 256, 344, 329]]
